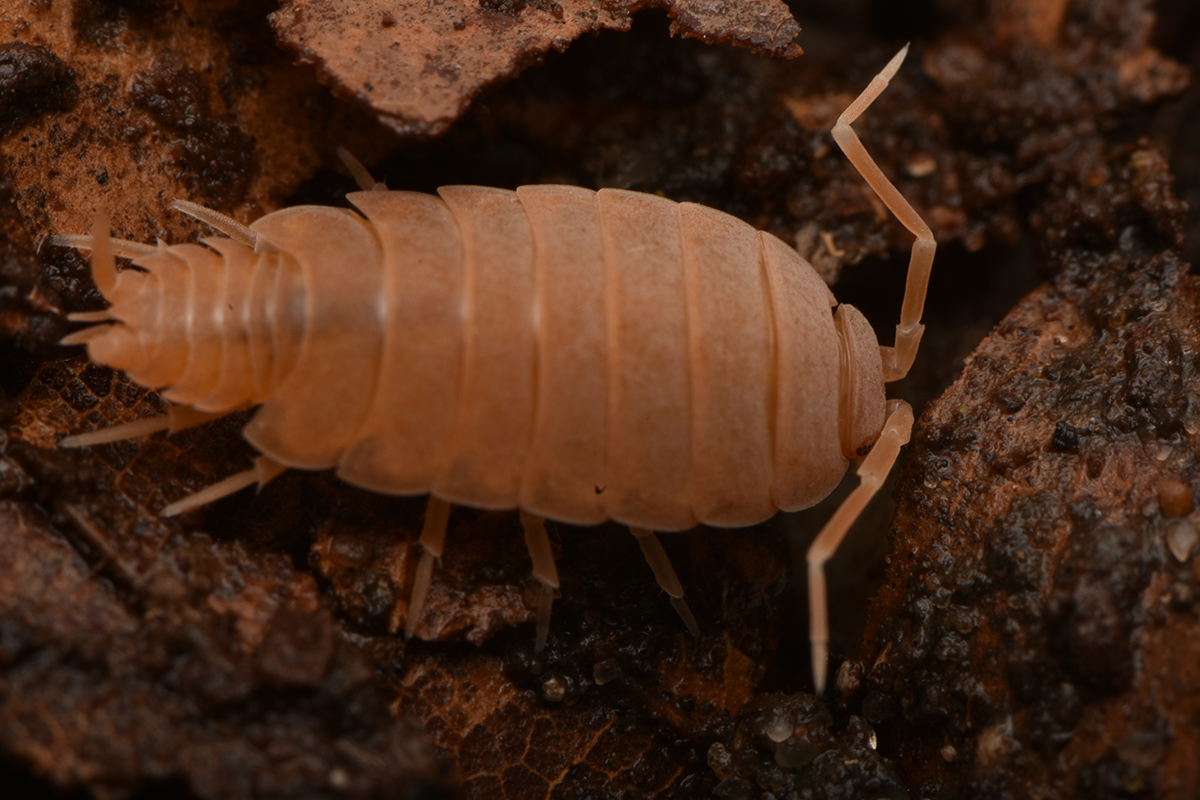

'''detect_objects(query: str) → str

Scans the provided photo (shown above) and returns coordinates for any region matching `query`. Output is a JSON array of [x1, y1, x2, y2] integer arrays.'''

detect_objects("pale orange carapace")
[[55, 46, 934, 694]]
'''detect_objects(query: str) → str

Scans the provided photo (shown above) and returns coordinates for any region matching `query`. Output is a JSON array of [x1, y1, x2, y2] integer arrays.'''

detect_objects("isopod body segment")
[[57, 46, 935, 693], [73, 184, 884, 528]]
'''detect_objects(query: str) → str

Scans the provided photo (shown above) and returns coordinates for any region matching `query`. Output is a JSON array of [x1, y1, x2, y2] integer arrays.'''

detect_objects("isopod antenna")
[[831, 44, 937, 383]]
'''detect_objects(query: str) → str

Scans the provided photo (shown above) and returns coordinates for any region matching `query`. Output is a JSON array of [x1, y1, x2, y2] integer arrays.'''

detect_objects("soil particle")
[[709, 692, 908, 799], [0, 43, 78, 139], [861, 140, 1200, 798], [2, 0, 1199, 797]]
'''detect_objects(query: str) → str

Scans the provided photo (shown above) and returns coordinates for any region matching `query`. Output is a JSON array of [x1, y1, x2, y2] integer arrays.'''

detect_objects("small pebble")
[[541, 675, 565, 702], [1157, 479, 1194, 518], [592, 658, 621, 685]]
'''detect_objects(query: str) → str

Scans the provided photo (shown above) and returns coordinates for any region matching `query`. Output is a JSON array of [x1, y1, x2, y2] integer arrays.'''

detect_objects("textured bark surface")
[[0, 0, 1197, 798], [270, 0, 803, 137], [859, 137, 1200, 800]]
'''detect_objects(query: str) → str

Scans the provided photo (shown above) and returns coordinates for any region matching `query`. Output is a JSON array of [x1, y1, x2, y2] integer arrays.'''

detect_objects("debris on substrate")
[[858, 131, 1200, 799], [0, 499, 444, 800], [269, 0, 803, 137], [707, 692, 908, 800], [0, 0, 395, 250], [0, 0, 1197, 798]]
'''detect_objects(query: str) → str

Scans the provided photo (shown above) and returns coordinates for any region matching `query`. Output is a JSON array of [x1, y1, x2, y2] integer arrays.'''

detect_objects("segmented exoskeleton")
[[56, 47, 934, 692]]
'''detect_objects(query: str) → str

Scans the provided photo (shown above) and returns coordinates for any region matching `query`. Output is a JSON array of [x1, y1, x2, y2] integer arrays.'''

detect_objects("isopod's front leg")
[[519, 511, 559, 651], [630, 527, 701, 637], [807, 398, 914, 694]]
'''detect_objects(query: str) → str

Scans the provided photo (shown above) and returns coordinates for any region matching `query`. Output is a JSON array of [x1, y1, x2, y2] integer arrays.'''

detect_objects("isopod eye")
[[87, 323, 147, 372]]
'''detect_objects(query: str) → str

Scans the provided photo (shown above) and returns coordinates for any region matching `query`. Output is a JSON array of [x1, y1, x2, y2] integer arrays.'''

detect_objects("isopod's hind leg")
[[832, 45, 937, 382], [160, 455, 287, 517], [59, 404, 248, 449], [403, 496, 452, 640], [807, 399, 913, 694], [59, 415, 171, 448], [630, 528, 701, 637], [519, 511, 559, 651]]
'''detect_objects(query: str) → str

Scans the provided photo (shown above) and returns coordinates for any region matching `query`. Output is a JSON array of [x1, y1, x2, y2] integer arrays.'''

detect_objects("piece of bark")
[[859, 141, 1200, 799], [0, 0, 391, 250], [708, 692, 908, 799], [269, 0, 801, 137], [0, 498, 443, 799], [1, 0, 1196, 798]]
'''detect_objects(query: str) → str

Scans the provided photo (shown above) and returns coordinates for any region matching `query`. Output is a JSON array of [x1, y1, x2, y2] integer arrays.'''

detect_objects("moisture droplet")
[[941, 744, 957, 762], [1167, 519, 1197, 562], [329, 768, 351, 791], [765, 714, 793, 742]]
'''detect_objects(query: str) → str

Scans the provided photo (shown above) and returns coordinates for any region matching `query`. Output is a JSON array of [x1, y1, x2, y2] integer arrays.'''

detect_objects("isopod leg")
[[60, 416, 170, 448], [832, 45, 936, 382], [160, 455, 286, 518], [336, 146, 388, 192], [404, 496, 452, 640], [169, 200, 261, 250], [50, 234, 156, 260], [629, 527, 701, 637], [59, 403, 248, 449], [520, 511, 560, 651], [806, 399, 913, 694]]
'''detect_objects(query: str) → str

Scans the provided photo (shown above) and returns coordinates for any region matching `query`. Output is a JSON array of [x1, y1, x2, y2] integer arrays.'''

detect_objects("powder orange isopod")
[[54, 47, 934, 693]]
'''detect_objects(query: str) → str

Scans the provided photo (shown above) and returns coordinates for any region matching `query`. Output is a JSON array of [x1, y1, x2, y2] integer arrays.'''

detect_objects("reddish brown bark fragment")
[[860, 143, 1200, 799], [269, 0, 800, 137]]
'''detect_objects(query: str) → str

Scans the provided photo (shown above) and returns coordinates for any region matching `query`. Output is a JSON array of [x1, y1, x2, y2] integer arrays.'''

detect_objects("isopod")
[[54, 47, 934, 692]]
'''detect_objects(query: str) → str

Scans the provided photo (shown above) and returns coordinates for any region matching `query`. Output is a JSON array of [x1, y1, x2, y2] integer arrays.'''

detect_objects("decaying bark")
[[0, 0, 1196, 797]]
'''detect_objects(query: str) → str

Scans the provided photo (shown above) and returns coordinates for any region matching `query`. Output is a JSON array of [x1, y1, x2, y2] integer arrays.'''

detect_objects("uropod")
[[54, 47, 934, 692]]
